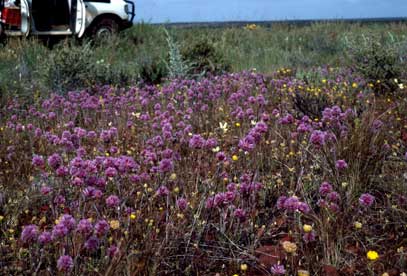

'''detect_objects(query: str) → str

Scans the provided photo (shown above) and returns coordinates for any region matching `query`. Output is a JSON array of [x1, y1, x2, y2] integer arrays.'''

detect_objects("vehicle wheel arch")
[[85, 13, 123, 37]]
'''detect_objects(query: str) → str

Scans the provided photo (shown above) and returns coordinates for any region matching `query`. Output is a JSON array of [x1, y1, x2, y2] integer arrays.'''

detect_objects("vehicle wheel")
[[89, 18, 119, 39]]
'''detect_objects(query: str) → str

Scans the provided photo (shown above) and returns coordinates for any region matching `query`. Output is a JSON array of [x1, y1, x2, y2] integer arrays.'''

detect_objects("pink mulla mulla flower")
[[283, 196, 300, 212], [326, 191, 341, 202], [83, 186, 95, 198], [34, 128, 42, 137], [310, 130, 327, 148], [239, 135, 256, 151], [233, 208, 247, 222], [225, 191, 236, 203], [32, 155, 45, 168], [261, 112, 270, 122], [319, 181, 333, 196], [270, 264, 286, 275], [176, 198, 188, 211], [158, 158, 173, 173], [303, 231, 316, 243], [38, 231, 52, 245], [336, 159, 348, 170], [156, 186, 170, 197], [329, 202, 340, 213], [189, 134, 206, 149], [21, 224, 39, 243], [106, 195, 120, 208], [54, 195, 66, 205], [227, 183, 236, 192], [297, 202, 311, 214], [59, 214, 76, 231], [84, 236, 100, 252], [94, 220, 110, 236], [51, 223, 69, 240], [40, 186, 52, 195], [214, 193, 227, 207], [72, 177, 84, 187], [276, 196, 287, 210], [56, 166, 69, 177], [216, 152, 227, 162], [57, 255, 74, 272], [107, 245, 119, 258], [105, 167, 118, 178], [254, 121, 268, 133], [205, 196, 215, 209], [47, 153, 62, 170], [205, 138, 218, 149], [359, 193, 375, 207], [279, 114, 294, 125], [371, 119, 384, 132], [76, 219, 93, 236]]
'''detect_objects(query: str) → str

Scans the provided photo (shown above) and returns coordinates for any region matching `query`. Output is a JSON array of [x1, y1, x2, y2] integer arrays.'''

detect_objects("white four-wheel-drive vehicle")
[[0, 0, 135, 39]]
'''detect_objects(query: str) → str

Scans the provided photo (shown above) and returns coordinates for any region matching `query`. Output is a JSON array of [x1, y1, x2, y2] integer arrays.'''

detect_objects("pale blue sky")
[[134, 0, 407, 23]]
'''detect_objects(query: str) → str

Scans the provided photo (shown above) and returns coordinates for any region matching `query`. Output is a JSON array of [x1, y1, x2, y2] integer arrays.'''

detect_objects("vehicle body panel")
[[0, 0, 134, 38]]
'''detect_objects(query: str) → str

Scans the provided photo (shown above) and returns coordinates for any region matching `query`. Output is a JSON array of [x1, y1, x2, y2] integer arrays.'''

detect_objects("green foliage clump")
[[138, 56, 167, 85], [181, 38, 231, 75], [344, 33, 406, 94], [164, 29, 193, 79]]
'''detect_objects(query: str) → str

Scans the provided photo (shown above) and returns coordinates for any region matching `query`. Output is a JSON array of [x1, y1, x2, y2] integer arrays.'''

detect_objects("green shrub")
[[343, 33, 405, 94], [164, 29, 193, 79], [138, 56, 167, 85], [48, 41, 95, 91], [181, 37, 231, 75]]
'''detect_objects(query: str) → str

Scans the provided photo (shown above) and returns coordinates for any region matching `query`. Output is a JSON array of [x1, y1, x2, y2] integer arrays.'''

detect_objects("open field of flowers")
[[1, 65, 406, 275]]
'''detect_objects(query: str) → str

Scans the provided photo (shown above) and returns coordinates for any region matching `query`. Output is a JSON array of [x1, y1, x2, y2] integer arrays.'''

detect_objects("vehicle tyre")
[[89, 18, 119, 40]]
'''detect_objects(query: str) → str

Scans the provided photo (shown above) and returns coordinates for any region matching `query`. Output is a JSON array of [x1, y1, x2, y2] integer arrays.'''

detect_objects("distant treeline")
[[156, 17, 407, 29]]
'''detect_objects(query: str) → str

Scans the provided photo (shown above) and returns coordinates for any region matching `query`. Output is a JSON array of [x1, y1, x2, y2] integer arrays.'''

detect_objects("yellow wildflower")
[[170, 173, 177, 180], [232, 155, 239, 161], [298, 270, 310, 276], [282, 241, 297, 253], [130, 213, 136, 220], [240, 264, 248, 271], [109, 220, 120, 230], [367, 250, 379, 261], [354, 221, 362, 229], [303, 224, 313, 233]]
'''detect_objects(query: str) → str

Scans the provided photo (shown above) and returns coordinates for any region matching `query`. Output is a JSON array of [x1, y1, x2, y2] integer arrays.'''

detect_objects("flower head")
[[21, 224, 38, 243], [77, 219, 93, 236], [367, 250, 379, 261], [109, 220, 120, 230], [335, 159, 348, 170], [282, 241, 297, 253], [84, 236, 100, 251], [270, 264, 286, 275], [38, 231, 52, 244], [359, 193, 375, 207], [319, 181, 332, 196], [303, 224, 313, 233], [176, 198, 188, 211], [57, 255, 74, 272], [106, 195, 120, 208]]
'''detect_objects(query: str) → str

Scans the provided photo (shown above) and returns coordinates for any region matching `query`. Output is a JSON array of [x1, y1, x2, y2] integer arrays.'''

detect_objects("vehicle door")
[[20, 0, 30, 36], [74, 0, 86, 37]]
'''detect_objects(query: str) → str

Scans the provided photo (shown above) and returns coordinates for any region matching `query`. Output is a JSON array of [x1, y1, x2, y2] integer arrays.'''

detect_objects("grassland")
[[0, 22, 406, 275], [0, 21, 406, 101]]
